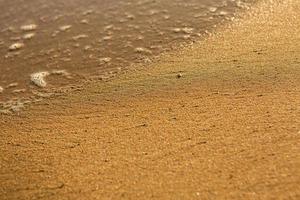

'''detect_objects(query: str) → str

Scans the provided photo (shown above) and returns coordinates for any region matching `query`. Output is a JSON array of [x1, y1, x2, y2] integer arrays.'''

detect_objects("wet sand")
[[0, 0, 253, 108], [1, 0, 300, 199]]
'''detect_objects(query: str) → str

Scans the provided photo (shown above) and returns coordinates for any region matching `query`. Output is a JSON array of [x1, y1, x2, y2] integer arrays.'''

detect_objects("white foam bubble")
[[0, 99, 26, 114], [30, 71, 50, 87], [12, 89, 26, 93], [80, 19, 89, 24], [0, 86, 3, 93], [59, 25, 72, 31], [72, 34, 88, 40], [30, 70, 70, 87], [172, 27, 194, 34], [208, 7, 217, 12], [23, 32, 35, 40], [182, 27, 194, 34], [8, 42, 24, 51], [51, 69, 70, 76], [134, 47, 152, 54], [6, 83, 18, 88], [99, 57, 112, 63], [20, 24, 37, 31]]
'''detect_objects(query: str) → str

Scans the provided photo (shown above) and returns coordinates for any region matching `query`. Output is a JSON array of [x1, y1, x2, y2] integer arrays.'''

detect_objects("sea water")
[[0, 0, 255, 113]]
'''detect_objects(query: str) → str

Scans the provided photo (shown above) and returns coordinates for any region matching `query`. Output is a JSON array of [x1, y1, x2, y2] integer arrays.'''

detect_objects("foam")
[[0, 99, 27, 114], [0, 86, 3, 93], [23, 33, 36, 40], [134, 47, 152, 54], [30, 70, 70, 88], [72, 34, 88, 40], [30, 71, 50, 87], [20, 24, 37, 31], [51, 69, 70, 76], [6, 83, 18, 88], [99, 57, 112, 63], [9, 42, 24, 51], [59, 25, 72, 31]]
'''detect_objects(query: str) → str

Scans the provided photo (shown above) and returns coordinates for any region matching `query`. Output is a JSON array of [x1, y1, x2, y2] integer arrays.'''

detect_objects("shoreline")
[[1, 0, 300, 199], [0, 0, 252, 105]]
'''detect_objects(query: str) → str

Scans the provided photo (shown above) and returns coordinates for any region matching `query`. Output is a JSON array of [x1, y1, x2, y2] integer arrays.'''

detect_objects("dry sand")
[[1, 0, 300, 199]]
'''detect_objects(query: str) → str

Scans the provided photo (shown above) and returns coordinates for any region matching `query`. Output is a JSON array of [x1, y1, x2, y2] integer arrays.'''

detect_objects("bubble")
[[6, 83, 18, 88], [12, 89, 26, 93], [102, 36, 113, 41], [20, 24, 37, 31], [10, 36, 21, 41], [80, 19, 89, 24], [30, 71, 50, 87], [0, 99, 25, 113], [82, 9, 94, 16], [0, 86, 3, 93], [172, 28, 181, 33], [163, 15, 170, 20], [218, 11, 229, 16], [51, 69, 70, 76], [99, 57, 112, 64], [72, 34, 88, 40], [8, 42, 24, 51], [183, 35, 191, 40], [23, 32, 35, 40], [61, 58, 72, 62], [193, 13, 208, 18], [134, 47, 152, 54], [84, 45, 92, 51], [59, 25, 72, 31], [172, 27, 194, 34], [32, 91, 53, 98], [104, 24, 114, 31], [208, 7, 217, 12], [125, 13, 135, 20], [182, 27, 194, 34]]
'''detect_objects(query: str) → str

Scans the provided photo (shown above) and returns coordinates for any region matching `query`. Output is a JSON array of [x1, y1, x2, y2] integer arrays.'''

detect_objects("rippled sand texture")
[[0, 0, 254, 112]]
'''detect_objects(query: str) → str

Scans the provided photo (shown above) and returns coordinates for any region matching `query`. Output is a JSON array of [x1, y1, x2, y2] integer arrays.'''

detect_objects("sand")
[[1, 0, 299, 199]]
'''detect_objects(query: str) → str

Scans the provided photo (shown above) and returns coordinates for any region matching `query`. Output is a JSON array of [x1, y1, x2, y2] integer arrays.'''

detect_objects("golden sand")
[[1, 0, 299, 199]]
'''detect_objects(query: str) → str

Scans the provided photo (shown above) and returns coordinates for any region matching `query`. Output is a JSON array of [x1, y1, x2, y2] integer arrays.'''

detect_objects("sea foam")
[[30, 72, 50, 87]]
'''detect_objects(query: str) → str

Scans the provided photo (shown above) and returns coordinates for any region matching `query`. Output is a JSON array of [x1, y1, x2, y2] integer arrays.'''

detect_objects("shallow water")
[[0, 0, 255, 113]]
